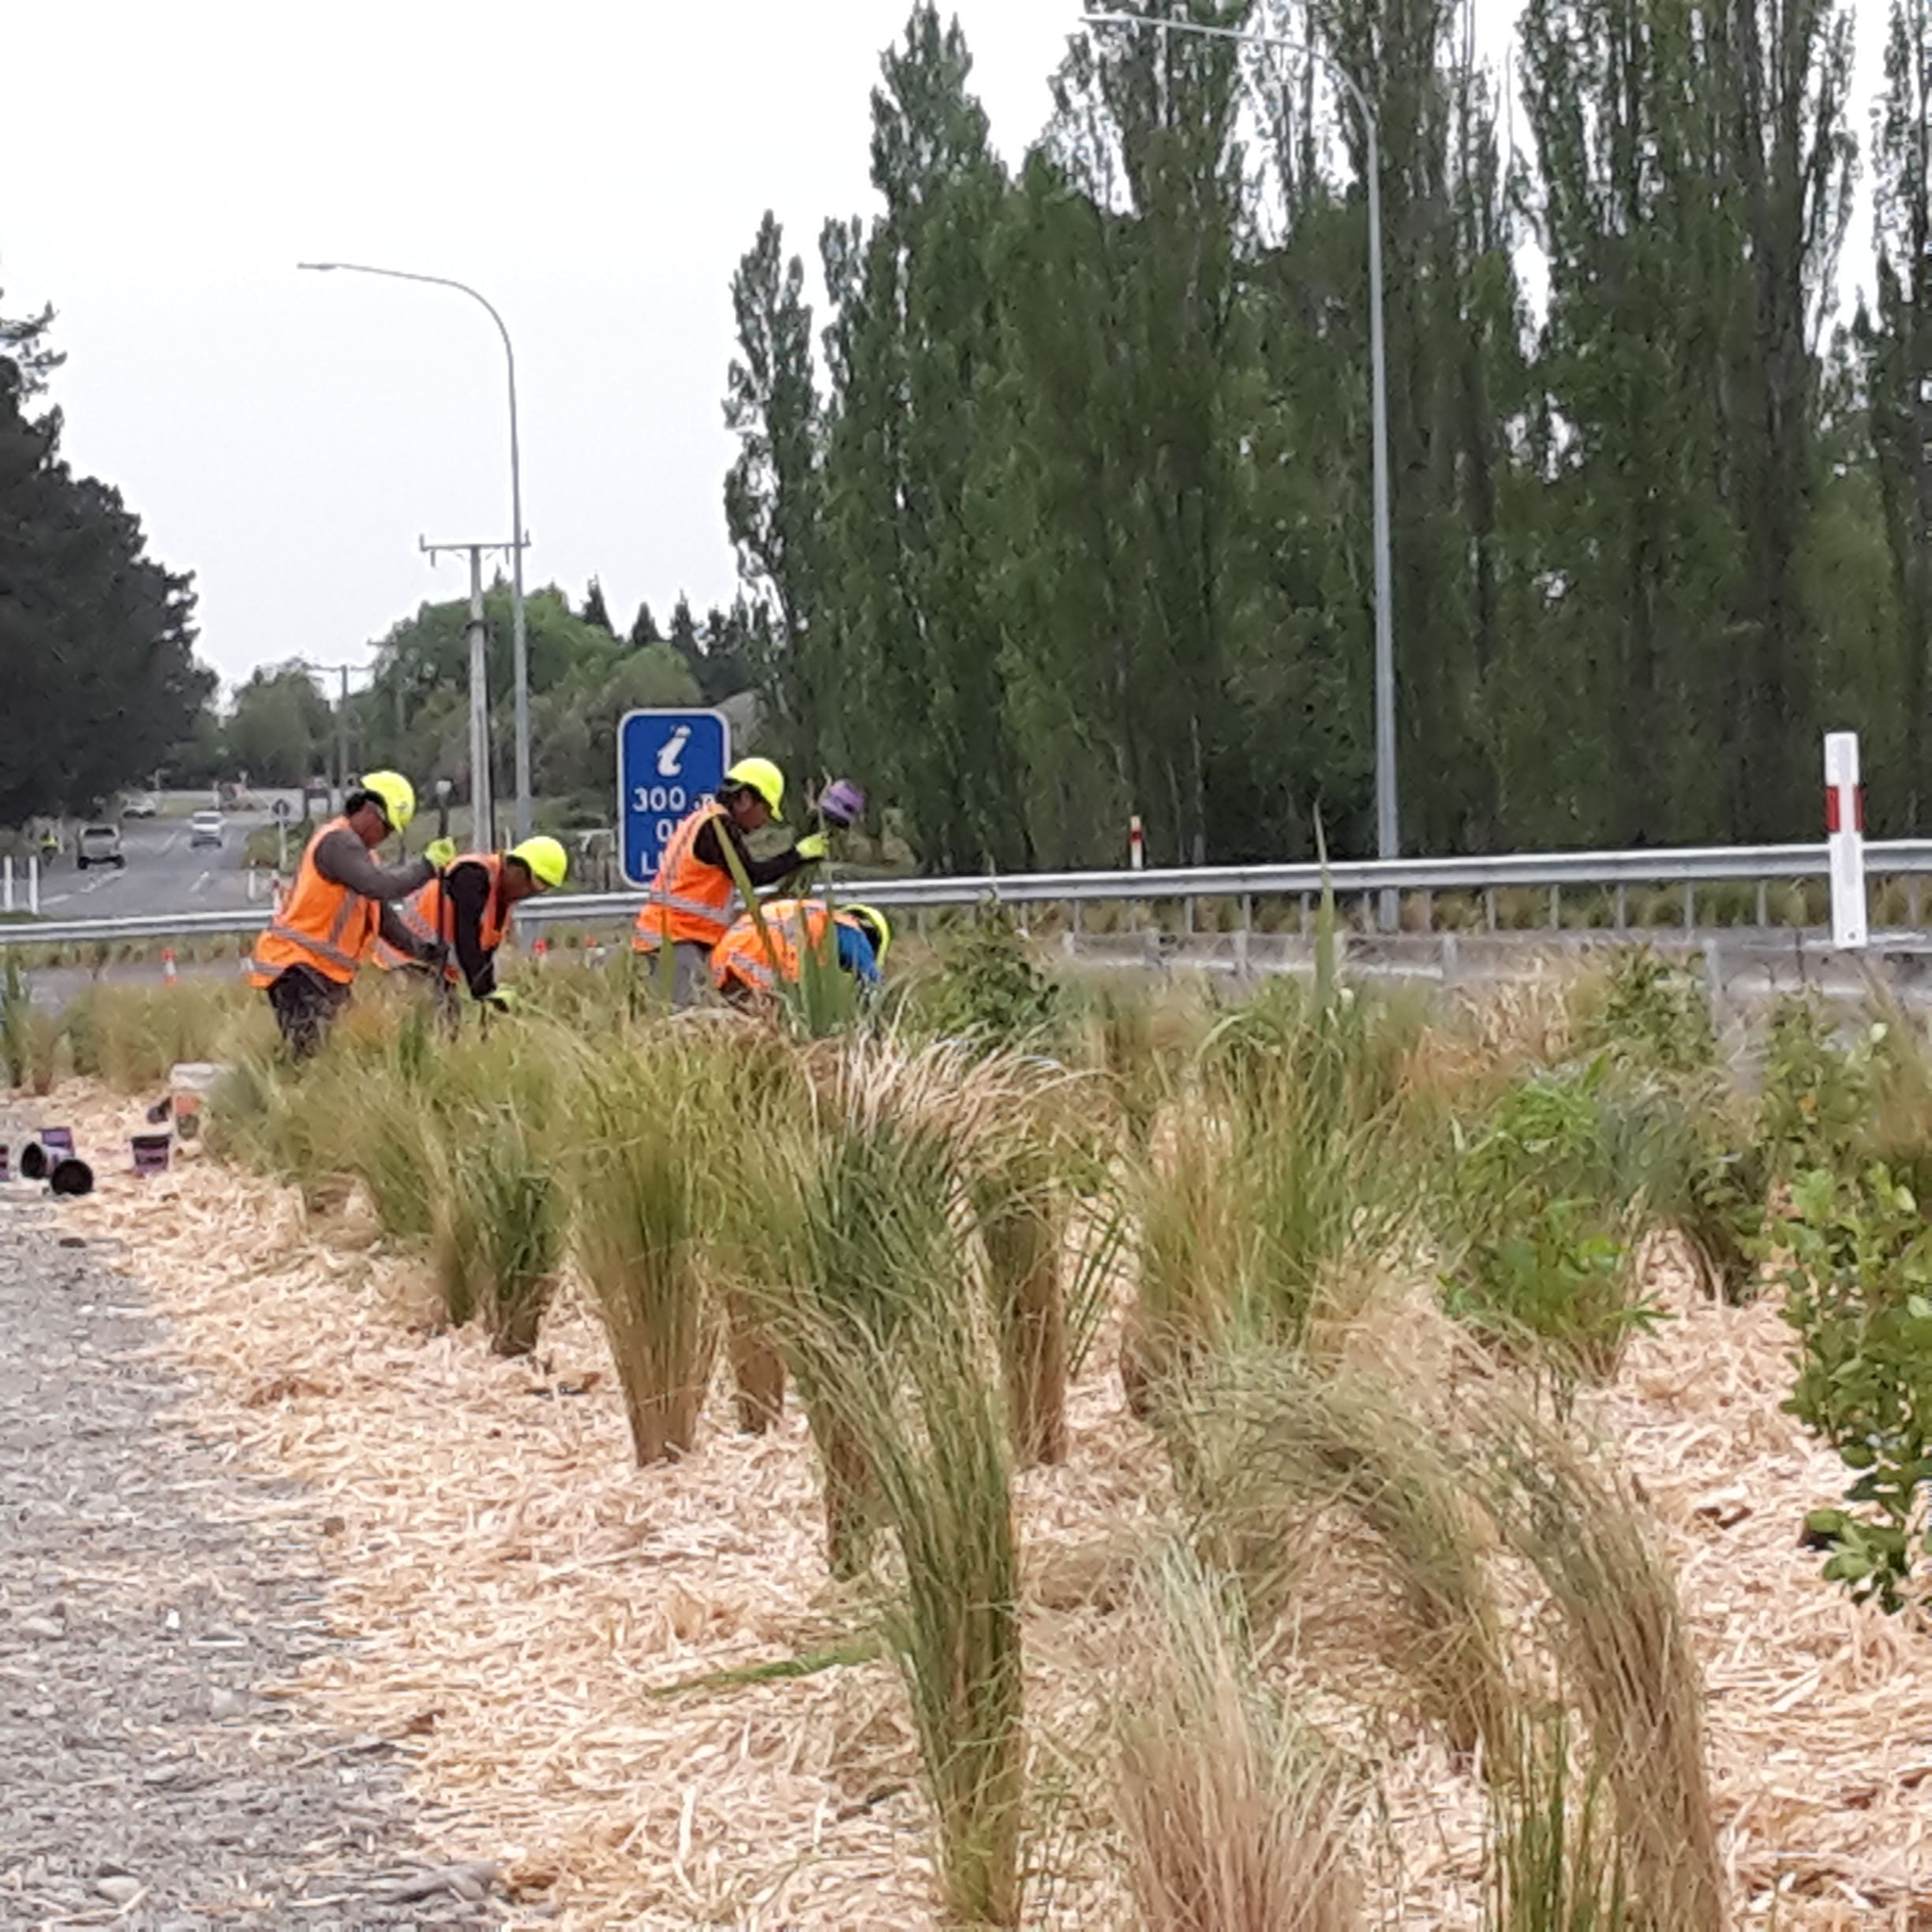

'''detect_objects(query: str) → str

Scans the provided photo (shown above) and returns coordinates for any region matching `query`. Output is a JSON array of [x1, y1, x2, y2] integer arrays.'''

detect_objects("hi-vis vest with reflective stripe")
[[246, 819, 380, 988], [711, 898, 855, 993], [373, 853, 507, 980], [633, 802, 736, 950]]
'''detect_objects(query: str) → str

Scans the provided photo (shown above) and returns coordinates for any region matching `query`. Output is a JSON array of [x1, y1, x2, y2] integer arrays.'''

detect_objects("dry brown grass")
[[1113, 1544, 1364, 1932]]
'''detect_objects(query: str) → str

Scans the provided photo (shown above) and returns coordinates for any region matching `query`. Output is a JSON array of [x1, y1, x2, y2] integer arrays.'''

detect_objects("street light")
[[296, 260, 534, 841], [1083, 12, 1398, 896]]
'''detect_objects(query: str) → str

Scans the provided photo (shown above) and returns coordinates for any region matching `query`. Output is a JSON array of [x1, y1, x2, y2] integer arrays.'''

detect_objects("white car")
[[77, 825, 126, 870], [189, 810, 225, 850], [122, 792, 160, 818]]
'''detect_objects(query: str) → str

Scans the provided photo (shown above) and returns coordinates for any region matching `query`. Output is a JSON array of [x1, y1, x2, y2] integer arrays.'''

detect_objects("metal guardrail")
[[4, 839, 1931, 949]]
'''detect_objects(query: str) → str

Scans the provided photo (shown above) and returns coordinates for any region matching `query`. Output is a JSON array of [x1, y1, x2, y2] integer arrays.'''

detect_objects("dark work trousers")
[[265, 964, 350, 1061]]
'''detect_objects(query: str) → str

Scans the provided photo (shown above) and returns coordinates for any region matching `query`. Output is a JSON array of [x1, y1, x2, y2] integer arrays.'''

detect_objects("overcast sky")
[[6, 1, 1888, 697]]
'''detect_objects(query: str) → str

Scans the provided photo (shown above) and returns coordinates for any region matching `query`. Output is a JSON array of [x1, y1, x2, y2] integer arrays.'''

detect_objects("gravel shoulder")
[[0, 1201, 504, 1930]]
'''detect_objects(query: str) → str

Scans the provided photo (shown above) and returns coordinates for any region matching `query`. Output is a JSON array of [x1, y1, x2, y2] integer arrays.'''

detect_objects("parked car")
[[122, 792, 160, 818], [189, 810, 225, 850], [77, 824, 125, 871]]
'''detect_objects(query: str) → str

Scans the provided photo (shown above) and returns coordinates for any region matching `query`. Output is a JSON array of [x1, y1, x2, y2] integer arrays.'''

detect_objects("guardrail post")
[[1417, 889, 1432, 932], [1702, 936, 1723, 1020], [1754, 880, 1769, 929], [1682, 880, 1695, 930], [1613, 882, 1627, 932], [1911, 878, 1923, 930], [1234, 920, 1250, 978], [1440, 930, 1459, 981], [1547, 883, 1560, 930], [1484, 887, 1497, 934], [1183, 895, 1195, 938], [1299, 892, 1311, 935], [1065, 899, 1081, 958]]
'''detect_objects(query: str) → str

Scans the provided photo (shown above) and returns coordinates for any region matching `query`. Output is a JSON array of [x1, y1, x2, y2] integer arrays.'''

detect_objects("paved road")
[[0, 1200, 503, 1926], [37, 810, 279, 923]]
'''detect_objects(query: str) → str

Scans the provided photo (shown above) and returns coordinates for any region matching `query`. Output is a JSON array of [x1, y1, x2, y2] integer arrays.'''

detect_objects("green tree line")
[[171, 589, 753, 822], [724, 0, 1932, 871], [0, 295, 209, 824]]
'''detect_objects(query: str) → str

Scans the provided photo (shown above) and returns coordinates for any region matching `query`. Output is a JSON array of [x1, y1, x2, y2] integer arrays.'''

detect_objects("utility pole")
[[298, 262, 534, 838], [336, 665, 350, 809], [294, 660, 365, 814], [421, 537, 516, 851]]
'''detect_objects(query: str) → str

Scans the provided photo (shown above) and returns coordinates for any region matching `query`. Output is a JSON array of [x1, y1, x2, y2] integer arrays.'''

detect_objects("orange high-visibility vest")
[[711, 898, 859, 994], [373, 853, 507, 980], [246, 819, 380, 988], [633, 802, 736, 951]]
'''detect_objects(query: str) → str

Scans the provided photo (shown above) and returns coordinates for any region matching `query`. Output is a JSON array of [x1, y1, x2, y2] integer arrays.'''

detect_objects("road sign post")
[[619, 710, 732, 889]]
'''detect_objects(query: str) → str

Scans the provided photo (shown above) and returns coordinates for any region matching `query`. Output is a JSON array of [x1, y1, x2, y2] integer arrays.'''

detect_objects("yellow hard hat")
[[724, 757, 785, 821], [844, 902, 890, 963], [508, 834, 568, 890], [358, 769, 416, 833]]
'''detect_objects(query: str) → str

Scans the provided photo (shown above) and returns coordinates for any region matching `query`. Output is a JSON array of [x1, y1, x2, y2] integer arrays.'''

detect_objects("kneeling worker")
[[711, 899, 889, 1003], [375, 835, 569, 1008], [246, 772, 437, 1058], [632, 758, 829, 1005]]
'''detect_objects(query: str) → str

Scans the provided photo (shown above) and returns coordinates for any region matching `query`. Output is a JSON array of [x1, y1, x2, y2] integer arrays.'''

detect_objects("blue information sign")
[[619, 709, 732, 888]]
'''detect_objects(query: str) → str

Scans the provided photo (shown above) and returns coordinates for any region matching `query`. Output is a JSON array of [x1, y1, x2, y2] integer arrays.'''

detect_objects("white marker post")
[[1129, 814, 1144, 873], [1824, 732, 1868, 951]]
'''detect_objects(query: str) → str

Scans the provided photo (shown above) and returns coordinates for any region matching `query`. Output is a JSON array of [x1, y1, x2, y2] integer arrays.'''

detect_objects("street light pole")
[[1083, 12, 1398, 902], [297, 261, 534, 839]]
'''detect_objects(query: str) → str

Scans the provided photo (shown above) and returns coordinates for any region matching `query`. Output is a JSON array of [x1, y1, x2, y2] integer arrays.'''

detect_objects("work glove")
[[793, 831, 830, 863], [483, 986, 521, 1013], [425, 837, 457, 870]]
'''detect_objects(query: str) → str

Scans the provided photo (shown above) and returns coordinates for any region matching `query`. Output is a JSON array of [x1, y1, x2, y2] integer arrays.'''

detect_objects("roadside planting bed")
[[14, 934, 1932, 1929]]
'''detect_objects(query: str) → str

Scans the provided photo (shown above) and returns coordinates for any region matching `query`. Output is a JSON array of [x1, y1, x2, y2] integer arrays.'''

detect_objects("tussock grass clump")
[[1, 957, 31, 1089], [1482, 1411, 1724, 1932], [63, 982, 249, 1091], [784, 1100, 964, 1574], [1485, 1716, 1632, 1932], [1123, 1103, 1245, 1415], [857, 1310, 1027, 1929], [571, 1042, 720, 1465], [1173, 1350, 1517, 1775], [1113, 1543, 1363, 1932], [443, 1105, 566, 1356]]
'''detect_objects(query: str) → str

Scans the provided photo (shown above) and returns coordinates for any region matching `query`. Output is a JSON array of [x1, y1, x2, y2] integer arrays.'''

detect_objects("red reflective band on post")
[[1825, 788, 1866, 835]]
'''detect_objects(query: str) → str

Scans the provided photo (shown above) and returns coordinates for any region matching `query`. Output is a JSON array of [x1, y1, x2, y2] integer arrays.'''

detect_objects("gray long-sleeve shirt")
[[311, 828, 436, 960]]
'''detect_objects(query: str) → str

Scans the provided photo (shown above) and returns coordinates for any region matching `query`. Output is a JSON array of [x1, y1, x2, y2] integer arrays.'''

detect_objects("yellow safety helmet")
[[357, 769, 416, 833], [723, 756, 785, 822], [508, 835, 568, 890], [844, 903, 890, 963]]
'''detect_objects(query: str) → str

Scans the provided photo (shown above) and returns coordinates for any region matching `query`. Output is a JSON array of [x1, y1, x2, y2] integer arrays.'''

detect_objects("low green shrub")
[[1780, 1163, 1932, 1614]]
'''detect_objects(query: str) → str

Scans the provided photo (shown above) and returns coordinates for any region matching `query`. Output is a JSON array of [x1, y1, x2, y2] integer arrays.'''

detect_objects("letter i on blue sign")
[[618, 709, 732, 888]]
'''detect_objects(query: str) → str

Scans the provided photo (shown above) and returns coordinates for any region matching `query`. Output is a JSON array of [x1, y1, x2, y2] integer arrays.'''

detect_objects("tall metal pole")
[[336, 666, 351, 811], [297, 261, 531, 837], [465, 544, 496, 851], [1083, 13, 1398, 909]]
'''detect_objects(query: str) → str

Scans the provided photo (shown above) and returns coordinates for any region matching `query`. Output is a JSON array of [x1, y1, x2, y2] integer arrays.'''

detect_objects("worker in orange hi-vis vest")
[[710, 900, 889, 1004], [374, 836, 568, 1012], [245, 771, 440, 1058], [631, 757, 827, 1007]]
